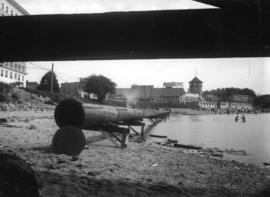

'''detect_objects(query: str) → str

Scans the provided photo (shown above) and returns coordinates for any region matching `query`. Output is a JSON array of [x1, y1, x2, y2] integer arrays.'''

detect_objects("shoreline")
[[171, 108, 269, 116], [1, 110, 270, 196]]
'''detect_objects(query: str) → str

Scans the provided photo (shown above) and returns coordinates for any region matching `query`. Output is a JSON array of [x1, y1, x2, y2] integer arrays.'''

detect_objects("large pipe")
[[54, 99, 170, 130]]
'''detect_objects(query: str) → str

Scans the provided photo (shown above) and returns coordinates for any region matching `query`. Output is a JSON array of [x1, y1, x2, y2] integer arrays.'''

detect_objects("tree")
[[84, 75, 116, 103], [38, 71, 60, 93], [253, 95, 270, 109], [203, 87, 256, 102]]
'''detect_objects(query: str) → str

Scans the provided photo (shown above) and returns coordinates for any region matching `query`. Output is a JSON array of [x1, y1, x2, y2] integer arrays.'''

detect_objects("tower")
[[189, 77, 203, 95]]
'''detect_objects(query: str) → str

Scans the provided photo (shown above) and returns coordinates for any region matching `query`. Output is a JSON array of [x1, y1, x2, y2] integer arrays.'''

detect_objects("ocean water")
[[148, 113, 270, 166]]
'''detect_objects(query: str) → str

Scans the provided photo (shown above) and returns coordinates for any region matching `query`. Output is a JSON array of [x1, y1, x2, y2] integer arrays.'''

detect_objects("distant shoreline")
[[171, 108, 215, 115], [170, 108, 269, 115]]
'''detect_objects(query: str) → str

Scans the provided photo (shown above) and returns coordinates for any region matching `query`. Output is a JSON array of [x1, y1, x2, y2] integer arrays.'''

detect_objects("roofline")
[[189, 77, 203, 83], [7, 0, 29, 15]]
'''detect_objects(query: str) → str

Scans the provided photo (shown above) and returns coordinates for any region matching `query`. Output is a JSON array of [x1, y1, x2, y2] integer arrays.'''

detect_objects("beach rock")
[[87, 171, 101, 176], [0, 118, 8, 124], [263, 162, 270, 166], [57, 158, 66, 164], [27, 124, 38, 130], [71, 156, 79, 161]]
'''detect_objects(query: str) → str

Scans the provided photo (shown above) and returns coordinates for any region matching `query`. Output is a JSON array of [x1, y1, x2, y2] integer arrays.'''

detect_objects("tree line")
[[203, 88, 256, 101], [38, 71, 115, 103]]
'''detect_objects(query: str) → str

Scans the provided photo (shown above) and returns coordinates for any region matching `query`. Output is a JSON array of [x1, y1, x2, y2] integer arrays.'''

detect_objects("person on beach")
[[235, 115, 239, 122]]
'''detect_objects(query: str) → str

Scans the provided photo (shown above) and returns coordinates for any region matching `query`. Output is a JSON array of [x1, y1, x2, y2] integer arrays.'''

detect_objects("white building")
[[0, 0, 29, 86], [180, 93, 201, 103]]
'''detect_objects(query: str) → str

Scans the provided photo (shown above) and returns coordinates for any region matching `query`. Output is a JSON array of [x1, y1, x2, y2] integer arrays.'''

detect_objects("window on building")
[[18, 74, 20, 81], [6, 6, 8, 13], [22, 76, 24, 81], [18, 65, 21, 71], [1, 70, 3, 77], [15, 64, 17, 70], [1, 3, 4, 10], [15, 73, 17, 79], [10, 72, 13, 79], [5, 71, 8, 78]]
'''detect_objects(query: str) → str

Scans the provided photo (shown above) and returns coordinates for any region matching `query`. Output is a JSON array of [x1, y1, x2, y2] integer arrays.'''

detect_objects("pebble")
[[71, 156, 79, 161], [27, 124, 38, 130], [87, 171, 101, 176]]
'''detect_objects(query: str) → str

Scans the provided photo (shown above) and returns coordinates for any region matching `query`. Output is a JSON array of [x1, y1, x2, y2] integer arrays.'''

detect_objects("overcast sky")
[[16, 0, 270, 95]]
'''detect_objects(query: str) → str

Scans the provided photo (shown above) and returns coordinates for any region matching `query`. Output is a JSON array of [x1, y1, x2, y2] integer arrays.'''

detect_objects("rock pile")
[[0, 103, 54, 112]]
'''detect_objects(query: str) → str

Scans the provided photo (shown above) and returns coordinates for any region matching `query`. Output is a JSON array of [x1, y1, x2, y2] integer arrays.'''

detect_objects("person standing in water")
[[242, 115, 246, 123], [235, 115, 239, 122]]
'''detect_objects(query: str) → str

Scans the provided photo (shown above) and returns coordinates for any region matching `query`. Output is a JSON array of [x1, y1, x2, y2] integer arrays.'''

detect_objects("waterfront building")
[[151, 88, 185, 104], [0, 0, 29, 86], [199, 101, 217, 110], [188, 77, 203, 95], [113, 85, 185, 106], [220, 101, 230, 109], [204, 94, 219, 102], [180, 93, 201, 103], [232, 94, 253, 104]]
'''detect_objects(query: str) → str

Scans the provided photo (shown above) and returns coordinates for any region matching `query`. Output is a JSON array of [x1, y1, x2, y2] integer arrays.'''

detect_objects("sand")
[[1, 110, 270, 197]]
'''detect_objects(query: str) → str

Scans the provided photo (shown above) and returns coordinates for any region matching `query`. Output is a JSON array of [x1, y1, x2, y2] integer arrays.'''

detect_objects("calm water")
[[148, 113, 270, 166]]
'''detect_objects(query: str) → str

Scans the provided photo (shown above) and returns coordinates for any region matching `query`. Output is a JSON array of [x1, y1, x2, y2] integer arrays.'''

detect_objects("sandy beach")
[[1, 109, 270, 197]]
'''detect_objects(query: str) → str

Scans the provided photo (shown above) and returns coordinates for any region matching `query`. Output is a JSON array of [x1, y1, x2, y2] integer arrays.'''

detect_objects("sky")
[[15, 0, 270, 95]]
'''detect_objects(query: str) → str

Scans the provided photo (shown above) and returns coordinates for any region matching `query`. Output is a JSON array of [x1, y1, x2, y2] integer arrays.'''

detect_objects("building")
[[60, 79, 97, 99], [60, 82, 81, 97], [151, 88, 185, 104], [180, 93, 201, 103], [199, 101, 217, 110], [26, 81, 38, 90], [0, 0, 29, 86], [231, 94, 253, 111], [113, 85, 185, 106], [204, 94, 219, 102], [0, 0, 28, 16], [189, 77, 203, 95], [232, 94, 252, 103]]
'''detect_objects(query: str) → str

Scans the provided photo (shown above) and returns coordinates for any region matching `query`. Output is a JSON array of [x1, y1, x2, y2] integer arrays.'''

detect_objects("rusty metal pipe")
[[54, 99, 170, 130]]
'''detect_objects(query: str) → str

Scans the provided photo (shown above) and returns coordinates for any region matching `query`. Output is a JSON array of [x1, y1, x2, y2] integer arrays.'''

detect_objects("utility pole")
[[51, 63, 54, 93]]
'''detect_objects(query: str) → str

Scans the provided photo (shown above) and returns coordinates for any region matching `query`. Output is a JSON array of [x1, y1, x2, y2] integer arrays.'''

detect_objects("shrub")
[[11, 92, 20, 101], [0, 82, 11, 94], [0, 94, 7, 102], [0, 82, 12, 102]]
